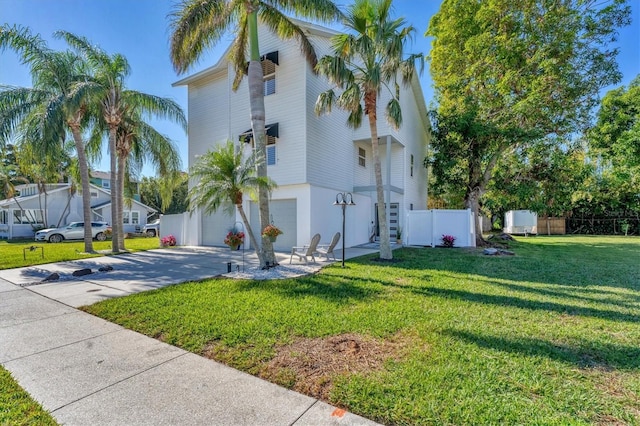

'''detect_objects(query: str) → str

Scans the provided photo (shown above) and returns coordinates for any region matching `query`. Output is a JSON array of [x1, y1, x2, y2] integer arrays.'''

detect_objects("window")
[[358, 147, 366, 167], [102, 180, 110, 189], [12, 209, 44, 224], [410, 154, 414, 177], [123, 211, 139, 225], [262, 58, 276, 96], [90, 191, 99, 198], [240, 123, 279, 166], [266, 135, 276, 166], [0, 210, 7, 224]]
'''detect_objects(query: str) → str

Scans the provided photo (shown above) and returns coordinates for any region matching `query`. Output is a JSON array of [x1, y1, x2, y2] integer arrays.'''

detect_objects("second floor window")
[[358, 147, 366, 167], [263, 58, 276, 96]]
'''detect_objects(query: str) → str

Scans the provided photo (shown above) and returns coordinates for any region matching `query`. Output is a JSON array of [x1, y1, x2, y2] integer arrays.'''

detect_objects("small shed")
[[504, 210, 538, 235]]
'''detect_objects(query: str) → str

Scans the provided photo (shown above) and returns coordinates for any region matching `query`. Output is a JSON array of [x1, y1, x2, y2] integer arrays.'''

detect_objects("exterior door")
[[375, 203, 399, 240]]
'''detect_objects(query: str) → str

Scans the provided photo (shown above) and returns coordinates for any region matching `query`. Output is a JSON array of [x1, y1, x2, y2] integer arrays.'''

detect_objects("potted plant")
[[262, 224, 283, 242], [224, 229, 245, 250], [441, 234, 456, 248]]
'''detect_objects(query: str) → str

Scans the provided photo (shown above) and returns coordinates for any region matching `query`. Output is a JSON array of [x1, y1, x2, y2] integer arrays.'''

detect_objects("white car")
[[34, 222, 110, 243]]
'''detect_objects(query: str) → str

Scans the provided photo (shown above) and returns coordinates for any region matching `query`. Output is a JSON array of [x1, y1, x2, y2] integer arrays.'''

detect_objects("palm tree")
[[112, 109, 183, 250], [189, 141, 275, 256], [0, 25, 97, 252], [58, 32, 187, 252], [315, 0, 422, 260], [169, 0, 342, 267]]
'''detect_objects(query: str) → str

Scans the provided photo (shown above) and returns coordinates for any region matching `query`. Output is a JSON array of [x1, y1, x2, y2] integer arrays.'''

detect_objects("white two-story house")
[[173, 20, 429, 250]]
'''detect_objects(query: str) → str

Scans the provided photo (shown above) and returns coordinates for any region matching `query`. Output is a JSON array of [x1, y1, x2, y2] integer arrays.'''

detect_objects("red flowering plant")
[[441, 234, 456, 247], [224, 229, 245, 247], [261, 224, 283, 238], [161, 234, 177, 247]]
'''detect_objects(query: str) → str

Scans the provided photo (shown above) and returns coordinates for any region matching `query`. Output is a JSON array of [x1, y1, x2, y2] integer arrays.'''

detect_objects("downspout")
[[386, 135, 391, 237]]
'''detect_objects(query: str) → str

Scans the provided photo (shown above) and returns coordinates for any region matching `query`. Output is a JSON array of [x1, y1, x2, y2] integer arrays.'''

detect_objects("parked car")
[[34, 222, 110, 243], [143, 219, 160, 237]]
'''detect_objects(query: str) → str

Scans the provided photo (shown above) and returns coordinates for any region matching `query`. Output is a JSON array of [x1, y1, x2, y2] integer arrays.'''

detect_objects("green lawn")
[[83, 236, 640, 424], [0, 365, 57, 425], [0, 237, 161, 270]]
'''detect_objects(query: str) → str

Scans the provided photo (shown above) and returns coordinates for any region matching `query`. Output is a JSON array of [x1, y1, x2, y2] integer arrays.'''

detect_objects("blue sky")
[[1, 0, 638, 176]]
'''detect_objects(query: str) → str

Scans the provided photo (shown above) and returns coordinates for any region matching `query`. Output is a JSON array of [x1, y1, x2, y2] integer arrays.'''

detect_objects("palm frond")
[[169, 0, 233, 74]]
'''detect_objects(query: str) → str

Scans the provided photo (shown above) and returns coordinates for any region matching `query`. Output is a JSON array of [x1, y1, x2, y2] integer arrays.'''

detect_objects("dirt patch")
[[260, 333, 410, 400]]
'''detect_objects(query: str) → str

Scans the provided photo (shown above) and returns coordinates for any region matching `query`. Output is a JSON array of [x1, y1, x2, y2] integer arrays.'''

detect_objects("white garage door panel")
[[250, 200, 296, 251], [201, 210, 235, 246]]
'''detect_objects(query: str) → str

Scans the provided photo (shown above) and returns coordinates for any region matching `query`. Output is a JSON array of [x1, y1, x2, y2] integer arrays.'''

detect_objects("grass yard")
[[83, 236, 640, 425], [0, 365, 57, 425], [0, 237, 161, 270]]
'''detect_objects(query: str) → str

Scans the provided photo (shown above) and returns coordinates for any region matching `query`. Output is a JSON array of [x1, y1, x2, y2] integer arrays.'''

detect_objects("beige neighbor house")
[[172, 20, 430, 250]]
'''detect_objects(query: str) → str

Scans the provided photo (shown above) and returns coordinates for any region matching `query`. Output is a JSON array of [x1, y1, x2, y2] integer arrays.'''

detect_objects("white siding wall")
[[305, 36, 353, 190], [188, 73, 230, 167]]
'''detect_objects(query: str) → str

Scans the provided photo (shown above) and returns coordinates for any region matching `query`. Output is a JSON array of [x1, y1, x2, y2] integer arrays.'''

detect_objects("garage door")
[[250, 199, 296, 251], [201, 210, 234, 246]]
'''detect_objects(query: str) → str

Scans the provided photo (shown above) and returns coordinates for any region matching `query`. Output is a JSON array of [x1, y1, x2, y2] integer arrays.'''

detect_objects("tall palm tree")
[[169, 0, 342, 267], [315, 0, 422, 260], [189, 141, 275, 255], [58, 31, 187, 252], [112, 109, 183, 250], [0, 25, 97, 252]]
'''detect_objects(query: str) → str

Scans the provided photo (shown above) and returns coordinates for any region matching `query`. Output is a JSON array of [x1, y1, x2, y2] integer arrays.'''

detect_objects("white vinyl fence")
[[405, 209, 476, 247]]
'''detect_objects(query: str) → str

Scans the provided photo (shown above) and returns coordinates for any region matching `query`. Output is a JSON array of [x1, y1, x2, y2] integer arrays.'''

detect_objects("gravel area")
[[221, 262, 325, 280]]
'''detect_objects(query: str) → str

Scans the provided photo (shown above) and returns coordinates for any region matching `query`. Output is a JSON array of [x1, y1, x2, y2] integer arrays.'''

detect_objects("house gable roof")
[[172, 18, 340, 87]]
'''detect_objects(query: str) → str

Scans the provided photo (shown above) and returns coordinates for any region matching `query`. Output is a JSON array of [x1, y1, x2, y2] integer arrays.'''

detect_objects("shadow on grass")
[[355, 243, 640, 291], [234, 274, 382, 304], [445, 328, 640, 370]]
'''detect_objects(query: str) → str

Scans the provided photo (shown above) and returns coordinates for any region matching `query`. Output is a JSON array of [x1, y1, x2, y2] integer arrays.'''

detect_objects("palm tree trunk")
[[108, 128, 120, 253], [247, 10, 276, 267], [117, 155, 126, 251], [70, 126, 95, 253], [367, 94, 392, 260], [237, 204, 264, 264]]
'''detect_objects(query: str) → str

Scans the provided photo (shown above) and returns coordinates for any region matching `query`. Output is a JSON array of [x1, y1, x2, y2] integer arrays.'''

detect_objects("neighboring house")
[[172, 20, 429, 250], [0, 183, 156, 239], [90, 171, 141, 201]]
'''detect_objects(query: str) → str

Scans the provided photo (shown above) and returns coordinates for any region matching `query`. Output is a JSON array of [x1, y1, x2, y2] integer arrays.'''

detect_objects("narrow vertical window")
[[358, 147, 366, 167], [410, 154, 414, 177], [262, 59, 276, 96]]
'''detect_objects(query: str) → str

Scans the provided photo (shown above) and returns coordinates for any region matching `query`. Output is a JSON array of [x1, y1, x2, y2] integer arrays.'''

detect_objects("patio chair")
[[290, 233, 321, 264], [315, 232, 340, 261]]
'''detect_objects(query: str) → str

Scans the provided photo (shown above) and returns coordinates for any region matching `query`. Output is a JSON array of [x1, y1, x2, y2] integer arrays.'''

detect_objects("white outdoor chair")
[[290, 233, 321, 264], [315, 232, 340, 261]]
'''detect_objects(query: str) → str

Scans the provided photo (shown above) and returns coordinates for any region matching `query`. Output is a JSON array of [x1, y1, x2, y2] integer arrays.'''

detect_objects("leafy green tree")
[[427, 0, 630, 244], [169, 0, 342, 267], [59, 32, 186, 252], [0, 25, 96, 252], [189, 141, 275, 256], [483, 141, 590, 233], [315, 0, 422, 260], [590, 75, 640, 168], [139, 173, 189, 215]]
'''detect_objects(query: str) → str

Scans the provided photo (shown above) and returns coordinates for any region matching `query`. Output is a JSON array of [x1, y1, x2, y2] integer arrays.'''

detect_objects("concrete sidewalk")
[[0, 246, 380, 425]]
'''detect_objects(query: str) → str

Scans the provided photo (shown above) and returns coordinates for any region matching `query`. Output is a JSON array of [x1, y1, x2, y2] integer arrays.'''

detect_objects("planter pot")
[[228, 244, 240, 251], [268, 236, 277, 243]]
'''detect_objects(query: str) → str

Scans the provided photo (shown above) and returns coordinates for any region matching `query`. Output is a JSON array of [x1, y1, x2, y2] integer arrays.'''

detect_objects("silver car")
[[143, 219, 160, 237], [34, 222, 110, 243]]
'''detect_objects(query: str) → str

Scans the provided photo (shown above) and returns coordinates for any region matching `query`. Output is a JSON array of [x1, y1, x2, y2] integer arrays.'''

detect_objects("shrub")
[[441, 234, 456, 247], [160, 235, 177, 247]]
